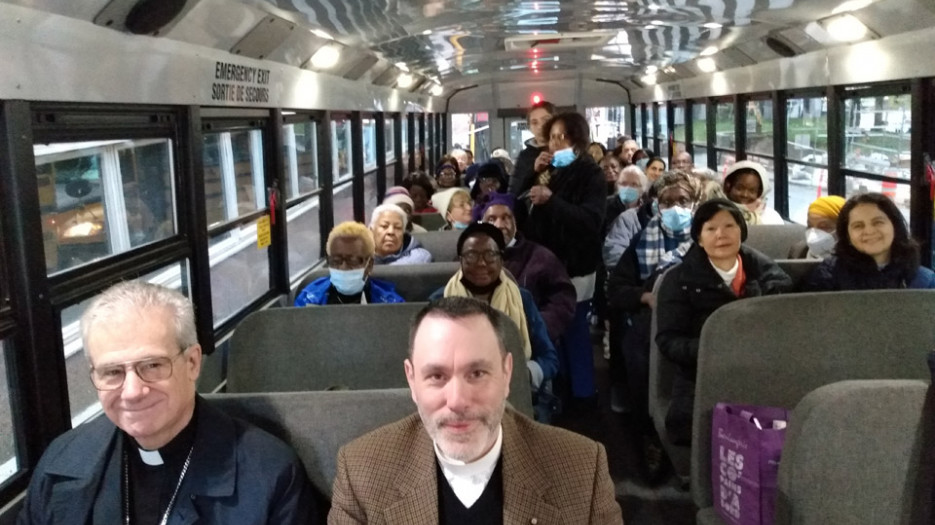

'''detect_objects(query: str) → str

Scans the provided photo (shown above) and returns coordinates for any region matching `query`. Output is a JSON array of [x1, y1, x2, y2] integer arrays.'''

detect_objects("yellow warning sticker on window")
[[257, 215, 272, 249]]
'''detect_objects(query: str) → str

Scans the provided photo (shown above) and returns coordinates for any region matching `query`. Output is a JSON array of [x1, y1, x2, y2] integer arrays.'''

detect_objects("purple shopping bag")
[[711, 403, 789, 525]]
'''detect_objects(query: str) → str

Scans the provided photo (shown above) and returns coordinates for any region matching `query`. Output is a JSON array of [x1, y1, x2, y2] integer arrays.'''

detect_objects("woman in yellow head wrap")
[[802, 195, 847, 259]]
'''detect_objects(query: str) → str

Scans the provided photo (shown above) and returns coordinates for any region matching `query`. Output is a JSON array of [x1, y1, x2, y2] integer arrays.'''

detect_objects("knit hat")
[[383, 186, 414, 210], [808, 196, 846, 219], [431, 187, 471, 216], [478, 192, 516, 218]]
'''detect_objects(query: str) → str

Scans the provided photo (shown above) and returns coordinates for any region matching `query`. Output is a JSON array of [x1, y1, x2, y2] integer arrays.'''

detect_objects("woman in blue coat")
[[806, 192, 935, 290]]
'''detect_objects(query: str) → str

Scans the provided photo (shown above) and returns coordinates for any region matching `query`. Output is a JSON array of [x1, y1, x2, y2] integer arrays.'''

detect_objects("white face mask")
[[806, 228, 836, 259]]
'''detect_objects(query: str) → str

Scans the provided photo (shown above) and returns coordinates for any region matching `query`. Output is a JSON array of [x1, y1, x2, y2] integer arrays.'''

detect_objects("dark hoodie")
[[509, 137, 545, 196]]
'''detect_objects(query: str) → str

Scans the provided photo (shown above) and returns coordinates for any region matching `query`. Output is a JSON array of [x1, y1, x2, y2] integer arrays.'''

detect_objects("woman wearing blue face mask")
[[513, 112, 606, 403], [294, 221, 405, 306], [605, 170, 701, 483]]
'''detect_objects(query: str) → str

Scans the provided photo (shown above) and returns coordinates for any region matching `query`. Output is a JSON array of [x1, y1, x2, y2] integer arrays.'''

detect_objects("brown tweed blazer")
[[328, 407, 623, 524]]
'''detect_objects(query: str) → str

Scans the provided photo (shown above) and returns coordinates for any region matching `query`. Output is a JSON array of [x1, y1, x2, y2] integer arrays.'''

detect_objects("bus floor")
[[551, 328, 695, 525]]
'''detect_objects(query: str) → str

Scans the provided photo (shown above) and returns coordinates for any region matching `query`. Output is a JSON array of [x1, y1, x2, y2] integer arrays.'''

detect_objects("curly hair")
[[652, 170, 702, 203]]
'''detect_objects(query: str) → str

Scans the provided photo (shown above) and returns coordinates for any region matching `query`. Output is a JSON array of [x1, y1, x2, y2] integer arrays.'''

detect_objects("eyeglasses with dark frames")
[[460, 250, 502, 265]]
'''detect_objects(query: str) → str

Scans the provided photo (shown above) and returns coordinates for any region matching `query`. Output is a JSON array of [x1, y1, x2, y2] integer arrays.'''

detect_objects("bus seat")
[[775, 380, 933, 525], [775, 259, 820, 291], [411, 212, 447, 231], [228, 303, 534, 418], [411, 230, 460, 262], [292, 262, 461, 303], [204, 389, 414, 511], [648, 264, 692, 480], [745, 224, 807, 260], [690, 290, 935, 517]]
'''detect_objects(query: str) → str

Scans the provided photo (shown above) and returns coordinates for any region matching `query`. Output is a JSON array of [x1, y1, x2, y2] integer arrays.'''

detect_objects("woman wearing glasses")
[[430, 223, 559, 403], [513, 111, 606, 405]]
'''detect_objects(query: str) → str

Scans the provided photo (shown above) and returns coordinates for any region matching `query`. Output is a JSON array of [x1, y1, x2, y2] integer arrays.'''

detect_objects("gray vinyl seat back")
[[775, 380, 933, 525], [691, 290, 935, 511], [775, 259, 820, 291], [204, 389, 415, 499], [412, 230, 461, 262], [292, 262, 460, 303], [228, 303, 534, 417], [412, 212, 447, 231], [744, 224, 806, 260], [648, 264, 691, 477]]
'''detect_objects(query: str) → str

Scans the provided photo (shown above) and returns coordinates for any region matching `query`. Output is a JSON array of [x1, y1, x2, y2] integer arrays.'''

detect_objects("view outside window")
[[585, 106, 627, 149], [451, 112, 490, 162], [0, 340, 16, 484], [634, 106, 643, 146], [34, 139, 176, 275], [842, 94, 912, 222], [385, 119, 395, 162], [332, 119, 352, 181], [786, 96, 829, 223], [692, 103, 708, 169], [60, 262, 189, 426], [204, 130, 266, 227], [282, 121, 318, 200], [671, 104, 686, 156], [656, 104, 669, 159], [363, 118, 377, 171], [286, 198, 320, 281], [746, 99, 777, 212]]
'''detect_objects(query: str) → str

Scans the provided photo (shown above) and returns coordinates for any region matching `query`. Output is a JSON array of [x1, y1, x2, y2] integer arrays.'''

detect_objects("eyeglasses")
[[89, 349, 187, 391], [328, 255, 370, 269], [460, 250, 502, 265]]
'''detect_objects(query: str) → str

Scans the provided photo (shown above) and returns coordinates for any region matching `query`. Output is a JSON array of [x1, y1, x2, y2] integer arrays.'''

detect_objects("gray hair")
[[369, 203, 409, 229], [619, 165, 649, 192], [80, 281, 197, 358]]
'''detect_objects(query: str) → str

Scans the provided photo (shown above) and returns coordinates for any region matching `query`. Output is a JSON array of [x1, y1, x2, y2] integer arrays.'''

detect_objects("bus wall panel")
[[0, 3, 441, 113]]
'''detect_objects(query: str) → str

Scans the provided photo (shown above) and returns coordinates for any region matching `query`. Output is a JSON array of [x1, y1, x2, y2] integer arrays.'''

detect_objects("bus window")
[[786, 96, 830, 224], [332, 119, 353, 182], [0, 340, 16, 485], [282, 121, 319, 200], [34, 139, 176, 275]]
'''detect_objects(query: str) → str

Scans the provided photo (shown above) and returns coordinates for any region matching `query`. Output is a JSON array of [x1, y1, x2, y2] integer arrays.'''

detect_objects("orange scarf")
[[731, 255, 747, 297]]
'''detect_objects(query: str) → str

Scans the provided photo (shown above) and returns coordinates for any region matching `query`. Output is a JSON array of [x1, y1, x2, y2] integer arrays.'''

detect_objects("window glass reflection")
[[747, 99, 774, 157], [35, 139, 176, 275], [203, 130, 266, 228], [692, 103, 707, 146], [385, 120, 395, 161], [672, 105, 686, 143], [60, 262, 190, 427], [0, 340, 17, 484], [209, 221, 270, 325], [287, 199, 321, 281], [634, 106, 643, 145], [844, 94, 911, 177], [332, 119, 352, 182], [363, 119, 377, 171], [283, 121, 319, 201], [786, 97, 829, 163], [715, 102, 735, 150]]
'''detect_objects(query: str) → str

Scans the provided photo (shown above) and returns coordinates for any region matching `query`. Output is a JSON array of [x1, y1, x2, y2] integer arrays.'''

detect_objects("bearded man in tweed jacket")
[[329, 297, 622, 525]]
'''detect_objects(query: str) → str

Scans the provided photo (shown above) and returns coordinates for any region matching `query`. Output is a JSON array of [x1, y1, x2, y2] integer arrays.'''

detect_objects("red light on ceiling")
[[531, 93, 542, 104]]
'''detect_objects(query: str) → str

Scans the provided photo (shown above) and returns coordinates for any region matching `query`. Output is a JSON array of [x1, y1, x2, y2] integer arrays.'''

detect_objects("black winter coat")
[[515, 154, 607, 278], [509, 140, 544, 196], [655, 244, 792, 385]]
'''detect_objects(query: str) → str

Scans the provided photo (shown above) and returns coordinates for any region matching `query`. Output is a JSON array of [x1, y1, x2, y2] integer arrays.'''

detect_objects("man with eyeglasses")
[[18, 281, 315, 524], [295, 221, 404, 306], [429, 223, 558, 400]]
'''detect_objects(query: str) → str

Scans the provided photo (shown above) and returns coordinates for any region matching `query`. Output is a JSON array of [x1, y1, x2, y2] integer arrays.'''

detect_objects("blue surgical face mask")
[[551, 147, 576, 168], [329, 267, 367, 295], [453, 220, 470, 230], [661, 206, 693, 232], [618, 186, 640, 205]]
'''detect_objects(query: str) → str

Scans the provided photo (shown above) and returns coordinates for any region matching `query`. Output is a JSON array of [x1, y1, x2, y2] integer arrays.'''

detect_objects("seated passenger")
[[19, 282, 314, 524], [435, 161, 462, 189], [430, 223, 560, 393], [806, 192, 935, 290], [655, 199, 792, 445], [383, 186, 427, 233], [606, 170, 701, 481], [600, 153, 622, 196], [644, 156, 665, 183], [432, 187, 473, 230], [603, 166, 651, 268], [723, 160, 784, 225], [789, 195, 846, 259], [673, 151, 694, 172], [371, 204, 433, 265], [403, 172, 438, 213], [588, 141, 607, 164], [481, 193, 576, 342], [295, 221, 404, 306], [329, 298, 622, 524], [470, 160, 509, 222]]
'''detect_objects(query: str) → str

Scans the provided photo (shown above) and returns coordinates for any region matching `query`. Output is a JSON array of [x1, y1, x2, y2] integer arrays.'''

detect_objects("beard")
[[419, 398, 506, 463]]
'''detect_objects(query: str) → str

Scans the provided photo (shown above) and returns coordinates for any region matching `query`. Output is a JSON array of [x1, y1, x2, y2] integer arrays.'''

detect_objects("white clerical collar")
[[138, 448, 164, 466], [433, 425, 503, 508]]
